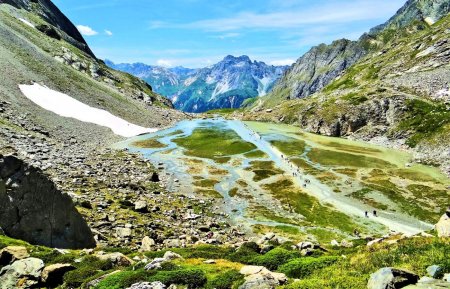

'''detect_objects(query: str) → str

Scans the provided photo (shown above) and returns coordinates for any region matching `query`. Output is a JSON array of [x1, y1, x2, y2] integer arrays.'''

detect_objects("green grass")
[[270, 138, 306, 156], [307, 148, 395, 168], [279, 256, 339, 278], [246, 160, 284, 182], [398, 99, 450, 148], [173, 125, 256, 162], [132, 138, 168, 149], [342, 92, 368, 105], [263, 178, 358, 234], [244, 149, 268, 158], [286, 237, 449, 289]]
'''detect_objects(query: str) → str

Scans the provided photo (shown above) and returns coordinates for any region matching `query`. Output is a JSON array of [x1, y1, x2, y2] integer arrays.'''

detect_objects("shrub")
[[63, 256, 113, 288], [251, 247, 300, 270], [95, 270, 150, 289], [206, 270, 245, 289], [279, 256, 339, 278], [228, 242, 260, 263], [147, 268, 207, 289]]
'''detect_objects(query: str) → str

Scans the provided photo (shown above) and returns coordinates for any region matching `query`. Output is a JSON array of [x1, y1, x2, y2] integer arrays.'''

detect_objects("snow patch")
[[184, 77, 197, 86], [257, 76, 272, 96], [19, 83, 157, 137], [212, 81, 230, 98], [19, 18, 35, 28], [205, 75, 215, 84], [234, 62, 246, 68]]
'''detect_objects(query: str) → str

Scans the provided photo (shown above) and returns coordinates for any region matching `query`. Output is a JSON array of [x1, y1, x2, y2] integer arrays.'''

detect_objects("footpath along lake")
[[114, 118, 450, 242]]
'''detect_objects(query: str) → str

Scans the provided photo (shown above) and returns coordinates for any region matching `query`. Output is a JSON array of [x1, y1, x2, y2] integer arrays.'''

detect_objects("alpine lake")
[[114, 118, 450, 243]]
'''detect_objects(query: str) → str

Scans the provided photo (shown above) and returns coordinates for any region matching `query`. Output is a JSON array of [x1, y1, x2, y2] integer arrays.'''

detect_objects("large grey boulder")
[[0, 257, 44, 289], [368, 268, 419, 289], [0, 154, 95, 249]]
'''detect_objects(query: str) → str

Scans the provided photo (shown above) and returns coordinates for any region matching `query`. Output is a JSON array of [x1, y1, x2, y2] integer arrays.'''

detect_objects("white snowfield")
[[19, 83, 157, 137]]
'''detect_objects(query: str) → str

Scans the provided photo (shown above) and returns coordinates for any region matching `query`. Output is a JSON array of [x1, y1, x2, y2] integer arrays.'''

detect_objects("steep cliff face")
[[0, 0, 94, 57], [0, 154, 95, 249], [269, 39, 366, 102], [370, 0, 450, 33]]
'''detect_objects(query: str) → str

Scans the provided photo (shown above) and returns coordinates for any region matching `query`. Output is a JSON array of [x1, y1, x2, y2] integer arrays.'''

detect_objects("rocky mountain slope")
[[108, 56, 288, 113], [0, 0, 183, 148], [245, 0, 450, 175], [261, 0, 450, 106]]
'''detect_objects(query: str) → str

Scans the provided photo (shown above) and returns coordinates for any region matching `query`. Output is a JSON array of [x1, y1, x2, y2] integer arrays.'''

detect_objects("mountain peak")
[[223, 55, 251, 62]]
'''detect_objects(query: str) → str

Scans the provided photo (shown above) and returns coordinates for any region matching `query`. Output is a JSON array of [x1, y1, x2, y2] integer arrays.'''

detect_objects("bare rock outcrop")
[[0, 154, 95, 249]]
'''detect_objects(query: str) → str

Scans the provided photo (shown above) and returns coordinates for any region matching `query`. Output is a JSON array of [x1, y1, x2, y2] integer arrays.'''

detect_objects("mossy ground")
[[132, 138, 168, 149], [2, 234, 447, 289], [173, 125, 256, 163]]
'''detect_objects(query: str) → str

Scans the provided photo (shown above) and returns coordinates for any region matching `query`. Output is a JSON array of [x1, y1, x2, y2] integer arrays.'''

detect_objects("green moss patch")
[[173, 126, 256, 163], [132, 138, 168, 149], [307, 148, 395, 168]]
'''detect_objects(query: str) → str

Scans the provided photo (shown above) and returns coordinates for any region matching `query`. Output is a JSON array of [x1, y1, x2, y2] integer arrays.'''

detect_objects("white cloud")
[[269, 59, 295, 66], [215, 32, 241, 39], [76, 25, 98, 36], [156, 59, 173, 67], [105, 30, 113, 36], [154, 0, 404, 32]]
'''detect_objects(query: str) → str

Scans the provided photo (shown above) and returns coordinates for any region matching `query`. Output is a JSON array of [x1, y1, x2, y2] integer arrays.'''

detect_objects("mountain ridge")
[[107, 55, 289, 113]]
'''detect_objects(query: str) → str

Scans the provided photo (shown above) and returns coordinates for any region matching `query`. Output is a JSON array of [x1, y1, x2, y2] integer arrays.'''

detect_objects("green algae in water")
[[307, 148, 395, 168], [132, 138, 167, 149], [246, 160, 284, 182], [173, 126, 256, 163]]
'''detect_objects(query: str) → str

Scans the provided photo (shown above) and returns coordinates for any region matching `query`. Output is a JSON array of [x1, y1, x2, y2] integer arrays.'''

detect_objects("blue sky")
[[53, 0, 406, 68]]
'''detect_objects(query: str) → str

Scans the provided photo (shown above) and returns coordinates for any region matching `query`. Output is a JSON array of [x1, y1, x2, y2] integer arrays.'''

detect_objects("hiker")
[[373, 210, 377, 217], [365, 211, 369, 218]]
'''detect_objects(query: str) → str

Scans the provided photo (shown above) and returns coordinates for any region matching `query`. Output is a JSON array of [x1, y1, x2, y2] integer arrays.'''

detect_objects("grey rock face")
[[370, 0, 450, 34], [0, 257, 44, 289], [0, 0, 95, 57], [276, 39, 366, 101], [0, 154, 95, 249], [368, 267, 419, 289]]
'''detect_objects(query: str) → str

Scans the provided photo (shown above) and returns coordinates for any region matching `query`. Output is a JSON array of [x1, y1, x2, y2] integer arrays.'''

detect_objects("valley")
[[114, 118, 448, 243]]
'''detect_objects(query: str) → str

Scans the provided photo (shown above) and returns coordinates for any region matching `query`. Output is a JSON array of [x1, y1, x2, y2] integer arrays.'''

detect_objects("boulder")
[[116, 227, 132, 239], [402, 277, 450, 289], [368, 268, 419, 289], [96, 252, 133, 266], [151, 172, 160, 182], [163, 251, 182, 261], [0, 257, 44, 289], [0, 246, 29, 266], [239, 265, 287, 289], [0, 155, 95, 249], [40, 263, 75, 287], [426, 265, 443, 279], [127, 282, 166, 289], [435, 210, 450, 237], [140, 236, 156, 252], [134, 200, 148, 213]]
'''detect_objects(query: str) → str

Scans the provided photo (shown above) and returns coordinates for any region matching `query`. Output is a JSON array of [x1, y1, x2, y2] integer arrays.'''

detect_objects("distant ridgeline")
[[106, 56, 289, 113]]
